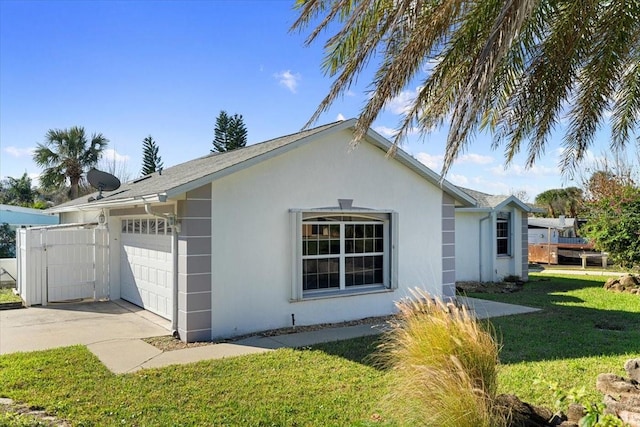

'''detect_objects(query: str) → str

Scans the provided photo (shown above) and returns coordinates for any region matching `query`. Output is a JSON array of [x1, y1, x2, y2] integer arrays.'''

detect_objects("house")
[[454, 188, 534, 282], [18, 121, 540, 340], [0, 204, 59, 230], [0, 204, 58, 276], [528, 217, 576, 244], [528, 217, 594, 265], [37, 119, 478, 342]]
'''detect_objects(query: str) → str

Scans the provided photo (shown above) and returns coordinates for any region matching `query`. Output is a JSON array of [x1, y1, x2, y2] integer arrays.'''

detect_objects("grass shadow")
[[307, 274, 640, 367], [467, 274, 640, 364], [307, 334, 387, 370]]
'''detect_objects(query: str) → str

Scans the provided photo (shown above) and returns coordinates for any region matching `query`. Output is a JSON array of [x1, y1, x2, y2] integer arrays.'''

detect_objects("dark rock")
[[548, 412, 567, 426], [496, 394, 554, 427]]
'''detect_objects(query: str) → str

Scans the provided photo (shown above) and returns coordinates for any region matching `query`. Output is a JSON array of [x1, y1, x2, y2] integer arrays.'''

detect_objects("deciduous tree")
[[0, 173, 37, 207]]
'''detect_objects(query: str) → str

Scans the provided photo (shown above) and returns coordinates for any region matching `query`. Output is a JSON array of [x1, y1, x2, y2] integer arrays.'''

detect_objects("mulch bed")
[[143, 315, 395, 351]]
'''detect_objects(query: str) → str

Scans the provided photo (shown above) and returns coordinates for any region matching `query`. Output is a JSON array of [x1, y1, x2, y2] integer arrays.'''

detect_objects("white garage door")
[[120, 218, 173, 320]]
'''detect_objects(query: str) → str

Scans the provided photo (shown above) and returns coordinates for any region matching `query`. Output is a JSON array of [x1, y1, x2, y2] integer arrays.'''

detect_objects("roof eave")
[[48, 193, 168, 213], [493, 195, 536, 212]]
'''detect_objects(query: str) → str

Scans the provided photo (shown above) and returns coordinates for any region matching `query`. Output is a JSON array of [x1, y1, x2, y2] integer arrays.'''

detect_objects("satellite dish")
[[87, 168, 121, 200]]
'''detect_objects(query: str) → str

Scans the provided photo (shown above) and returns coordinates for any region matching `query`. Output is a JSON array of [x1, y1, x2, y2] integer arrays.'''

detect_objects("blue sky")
[[0, 0, 624, 201]]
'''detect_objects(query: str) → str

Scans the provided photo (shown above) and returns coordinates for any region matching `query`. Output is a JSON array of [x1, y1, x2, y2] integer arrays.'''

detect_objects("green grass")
[[468, 273, 640, 408], [0, 288, 21, 304], [0, 273, 638, 425], [0, 345, 389, 426]]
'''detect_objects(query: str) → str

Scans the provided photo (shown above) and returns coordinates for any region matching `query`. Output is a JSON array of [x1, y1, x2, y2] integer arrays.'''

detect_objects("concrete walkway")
[[0, 297, 539, 374]]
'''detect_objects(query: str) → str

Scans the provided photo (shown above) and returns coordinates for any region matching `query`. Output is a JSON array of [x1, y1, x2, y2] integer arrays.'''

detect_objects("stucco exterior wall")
[[455, 211, 485, 282], [495, 207, 524, 280], [207, 129, 445, 339], [456, 207, 527, 282], [59, 209, 100, 225]]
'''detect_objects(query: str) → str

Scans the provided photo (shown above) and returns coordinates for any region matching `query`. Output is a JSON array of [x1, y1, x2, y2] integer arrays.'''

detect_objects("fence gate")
[[17, 226, 109, 306]]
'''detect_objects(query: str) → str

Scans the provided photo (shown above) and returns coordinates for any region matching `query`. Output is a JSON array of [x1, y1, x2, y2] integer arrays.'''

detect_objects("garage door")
[[120, 218, 173, 320]]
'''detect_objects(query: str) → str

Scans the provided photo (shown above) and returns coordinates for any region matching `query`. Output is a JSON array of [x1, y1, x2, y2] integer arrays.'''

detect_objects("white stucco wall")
[[455, 211, 487, 281], [208, 129, 445, 338], [456, 207, 525, 282], [59, 209, 102, 225]]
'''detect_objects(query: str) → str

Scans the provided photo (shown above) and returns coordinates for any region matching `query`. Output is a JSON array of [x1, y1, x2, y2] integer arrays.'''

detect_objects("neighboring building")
[[528, 217, 593, 264], [528, 217, 576, 244], [455, 188, 535, 282], [0, 204, 59, 230], [36, 119, 477, 342]]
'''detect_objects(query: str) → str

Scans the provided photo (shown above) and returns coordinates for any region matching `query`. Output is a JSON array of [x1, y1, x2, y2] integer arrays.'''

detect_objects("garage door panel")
[[121, 231, 173, 320]]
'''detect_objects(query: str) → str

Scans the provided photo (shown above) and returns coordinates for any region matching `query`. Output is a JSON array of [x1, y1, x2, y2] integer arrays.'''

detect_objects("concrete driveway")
[[0, 299, 171, 355]]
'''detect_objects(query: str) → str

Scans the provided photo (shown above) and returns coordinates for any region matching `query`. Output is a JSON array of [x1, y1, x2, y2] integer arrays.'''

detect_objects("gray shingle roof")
[[51, 121, 344, 211], [457, 187, 511, 208]]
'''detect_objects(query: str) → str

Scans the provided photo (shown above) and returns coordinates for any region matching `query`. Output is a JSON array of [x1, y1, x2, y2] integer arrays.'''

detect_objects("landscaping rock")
[[495, 394, 555, 427], [604, 274, 640, 295], [565, 403, 585, 424], [625, 359, 640, 382], [596, 360, 640, 427]]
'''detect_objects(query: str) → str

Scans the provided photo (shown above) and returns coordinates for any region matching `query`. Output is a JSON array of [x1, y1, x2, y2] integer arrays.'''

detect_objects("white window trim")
[[121, 216, 170, 236], [496, 212, 511, 257], [290, 209, 398, 301]]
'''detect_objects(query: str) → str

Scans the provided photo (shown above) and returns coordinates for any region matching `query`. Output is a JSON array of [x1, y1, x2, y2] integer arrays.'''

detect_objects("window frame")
[[121, 217, 170, 235], [290, 209, 398, 301], [496, 212, 511, 256]]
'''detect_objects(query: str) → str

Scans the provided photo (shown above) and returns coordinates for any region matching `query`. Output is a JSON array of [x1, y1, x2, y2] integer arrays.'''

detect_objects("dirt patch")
[[456, 280, 525, 294], [0, 398, 71, 426]]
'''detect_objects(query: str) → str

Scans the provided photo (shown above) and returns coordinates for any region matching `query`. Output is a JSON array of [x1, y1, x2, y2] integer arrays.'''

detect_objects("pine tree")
[[211, 110, 248, 153], [141, 136, 163, 176]]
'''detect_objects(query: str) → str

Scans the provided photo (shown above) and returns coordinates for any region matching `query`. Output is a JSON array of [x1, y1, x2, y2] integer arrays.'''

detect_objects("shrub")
[[377, 289, 505, 427]]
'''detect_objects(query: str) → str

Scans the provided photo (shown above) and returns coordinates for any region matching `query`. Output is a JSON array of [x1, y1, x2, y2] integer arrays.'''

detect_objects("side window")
[[497, 212, 510, 256]]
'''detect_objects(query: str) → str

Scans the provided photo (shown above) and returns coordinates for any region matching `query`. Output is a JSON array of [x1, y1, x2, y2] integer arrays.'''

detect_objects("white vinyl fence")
[[17, 225, 109, 306]]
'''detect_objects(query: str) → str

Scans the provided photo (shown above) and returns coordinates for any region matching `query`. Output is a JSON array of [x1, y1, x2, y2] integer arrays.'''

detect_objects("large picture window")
[[496, 212, 510, 256], [300, 214, 389, 296]]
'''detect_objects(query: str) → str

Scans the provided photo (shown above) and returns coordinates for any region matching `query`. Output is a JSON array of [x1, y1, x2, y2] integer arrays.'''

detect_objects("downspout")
[[479, 213, 491, 282], [144, 203, 180, 338]]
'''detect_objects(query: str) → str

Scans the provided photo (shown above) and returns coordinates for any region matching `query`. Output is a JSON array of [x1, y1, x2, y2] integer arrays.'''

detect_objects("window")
[[121, 218, 170, 235], [496, 212, 510, 256], [295, 213, 395, 298]]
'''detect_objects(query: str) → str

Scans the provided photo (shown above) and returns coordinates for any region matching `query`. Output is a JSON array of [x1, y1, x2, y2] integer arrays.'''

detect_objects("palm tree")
[[33, 127, 108, 200], [292, 0, 639, 176], [535, 189, 562, 218]]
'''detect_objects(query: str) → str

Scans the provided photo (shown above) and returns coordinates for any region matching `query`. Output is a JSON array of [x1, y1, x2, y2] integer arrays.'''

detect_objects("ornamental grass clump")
[[378, 288, 505, 427]]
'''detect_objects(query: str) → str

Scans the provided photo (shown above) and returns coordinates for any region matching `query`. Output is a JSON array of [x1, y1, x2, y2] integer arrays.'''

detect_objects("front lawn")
[[0, 273, 638, 425], [469, 273, 640, 406]]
